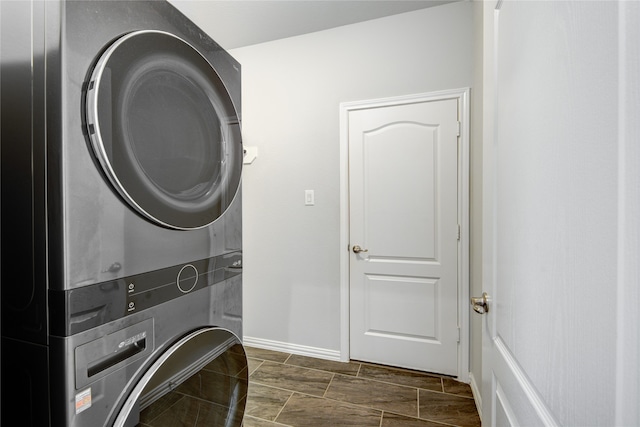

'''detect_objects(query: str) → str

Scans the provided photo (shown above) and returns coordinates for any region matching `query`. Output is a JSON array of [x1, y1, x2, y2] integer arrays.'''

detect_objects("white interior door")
[[480, 1, 639, 426], [348, 97, 459, 375]]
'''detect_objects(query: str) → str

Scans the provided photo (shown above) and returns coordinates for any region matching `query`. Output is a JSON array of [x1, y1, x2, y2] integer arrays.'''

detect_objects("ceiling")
[[168, 0, 459, 50]]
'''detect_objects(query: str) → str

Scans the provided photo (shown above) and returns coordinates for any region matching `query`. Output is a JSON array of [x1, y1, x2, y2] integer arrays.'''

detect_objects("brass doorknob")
[[470, 292, 490, 314], [352, 245, 369, 254]]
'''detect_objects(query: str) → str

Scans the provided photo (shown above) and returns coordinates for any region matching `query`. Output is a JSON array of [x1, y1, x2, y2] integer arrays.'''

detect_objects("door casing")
[[339, 88, 470, 382]]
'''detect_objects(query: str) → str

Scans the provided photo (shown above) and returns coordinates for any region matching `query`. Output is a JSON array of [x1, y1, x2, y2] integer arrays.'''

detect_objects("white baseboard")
[[243, 336, 341, 362], [469, 371, 483, 421]]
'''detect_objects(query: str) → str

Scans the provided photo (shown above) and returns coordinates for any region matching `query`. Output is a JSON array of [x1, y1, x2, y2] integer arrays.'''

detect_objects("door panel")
[[365, 274, 437, 339], [481, 1, 637, 425], [349, 98, 459, 375], [364, 122, 437, 259]]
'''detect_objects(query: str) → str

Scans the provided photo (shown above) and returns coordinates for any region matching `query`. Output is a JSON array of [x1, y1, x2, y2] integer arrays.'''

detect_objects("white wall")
[[231, 1, 474, 355]]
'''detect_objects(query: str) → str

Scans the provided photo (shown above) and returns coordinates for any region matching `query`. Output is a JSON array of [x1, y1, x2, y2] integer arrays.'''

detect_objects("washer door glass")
[[113, 328, 248, 427], [86, 30, 242, 230]]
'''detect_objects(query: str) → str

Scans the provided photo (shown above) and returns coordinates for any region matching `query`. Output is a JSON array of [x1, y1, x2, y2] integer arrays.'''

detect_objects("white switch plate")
[[305, 190, 314, 206]]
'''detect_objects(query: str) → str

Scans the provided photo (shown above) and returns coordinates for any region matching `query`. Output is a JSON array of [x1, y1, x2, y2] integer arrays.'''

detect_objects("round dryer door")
[[86, 30, 242, 230], [113, 328, 248, 427]]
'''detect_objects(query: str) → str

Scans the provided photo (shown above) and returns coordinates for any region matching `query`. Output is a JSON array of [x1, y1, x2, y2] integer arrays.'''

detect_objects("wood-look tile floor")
[[244, 347, 481, 427]]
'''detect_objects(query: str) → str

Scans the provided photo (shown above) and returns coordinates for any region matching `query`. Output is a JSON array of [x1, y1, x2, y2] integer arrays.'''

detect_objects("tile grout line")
[[244, 415, 292, 427], [248, 379, 302, 396], [357, 359, 449, 378], [261, 354, 360, 378], [272, 389, 296, 426], [322, 372, 336, 398], [251, 359, 266, 376], [335, 370, 459, 398], [284, 360, 362, 378]]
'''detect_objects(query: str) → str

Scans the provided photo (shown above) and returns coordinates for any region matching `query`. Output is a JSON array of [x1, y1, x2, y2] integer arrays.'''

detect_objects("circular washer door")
[[86, 30, 242, 230], [113, 328, 248, 427]]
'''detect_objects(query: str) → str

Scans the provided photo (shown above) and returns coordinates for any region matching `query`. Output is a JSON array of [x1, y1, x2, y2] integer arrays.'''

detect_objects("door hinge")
[[457, 327, 461, 343], [457, 121, 461, 136], [457, 224, 461, 241]]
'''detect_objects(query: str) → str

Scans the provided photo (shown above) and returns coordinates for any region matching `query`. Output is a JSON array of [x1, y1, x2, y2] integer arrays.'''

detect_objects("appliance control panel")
[[51, 252, 242, 337]]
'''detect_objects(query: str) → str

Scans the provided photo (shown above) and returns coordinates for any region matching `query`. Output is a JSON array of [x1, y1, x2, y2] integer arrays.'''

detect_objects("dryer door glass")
[[113, 328, 248, 427], [86, 30, 242, 230]]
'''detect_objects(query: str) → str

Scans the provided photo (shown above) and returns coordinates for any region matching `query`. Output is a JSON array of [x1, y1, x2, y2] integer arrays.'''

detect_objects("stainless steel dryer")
[[0, 1, 246, 426]]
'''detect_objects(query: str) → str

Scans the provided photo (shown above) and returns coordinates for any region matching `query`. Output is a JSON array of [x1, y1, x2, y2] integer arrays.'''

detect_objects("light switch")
[[305, 190, 315, 206]]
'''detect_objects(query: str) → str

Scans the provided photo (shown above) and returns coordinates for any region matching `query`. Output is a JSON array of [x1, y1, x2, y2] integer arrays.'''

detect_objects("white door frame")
[[339, 88, 470, 382]]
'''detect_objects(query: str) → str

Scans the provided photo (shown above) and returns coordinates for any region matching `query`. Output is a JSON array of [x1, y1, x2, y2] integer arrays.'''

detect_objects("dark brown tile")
[[358, 363, 443, 392], [250, 361, 333, 397], [419, 389, 481, 427], [382, 412, 449, 427], [139, 392, 183, 424], [245, 347, 291, 363], [286, 354, 360, 376], [203, 349, 248, 377], [325, 374, 418, 417], [140, 394, 242, 427], [246, 383, 292, 421], [175, 369, 248, 407], [276, 393, 381, 427], [442, 378, 474, 399]]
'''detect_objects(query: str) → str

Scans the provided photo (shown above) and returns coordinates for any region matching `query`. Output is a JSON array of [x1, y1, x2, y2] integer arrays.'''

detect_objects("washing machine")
[[0, 1, 246, 426]]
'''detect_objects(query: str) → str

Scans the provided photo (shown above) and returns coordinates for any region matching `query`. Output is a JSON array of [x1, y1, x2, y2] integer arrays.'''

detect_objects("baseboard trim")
[[469, 371, 483, 421], [243, 336, 341, 361]]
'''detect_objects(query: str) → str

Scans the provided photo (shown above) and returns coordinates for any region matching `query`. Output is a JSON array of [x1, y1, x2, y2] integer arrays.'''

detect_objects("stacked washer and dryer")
[[1, 1, 246, 426]]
